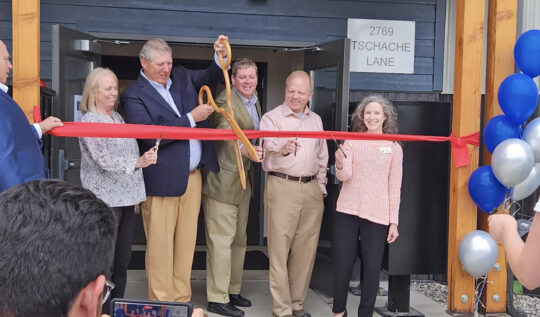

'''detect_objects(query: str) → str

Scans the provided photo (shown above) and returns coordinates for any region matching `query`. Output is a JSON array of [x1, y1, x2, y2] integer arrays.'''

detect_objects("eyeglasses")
[[102, 279, 115, 305]]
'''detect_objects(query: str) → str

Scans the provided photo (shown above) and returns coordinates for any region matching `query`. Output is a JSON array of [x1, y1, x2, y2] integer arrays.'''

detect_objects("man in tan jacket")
[[202, 57, 263, 317]]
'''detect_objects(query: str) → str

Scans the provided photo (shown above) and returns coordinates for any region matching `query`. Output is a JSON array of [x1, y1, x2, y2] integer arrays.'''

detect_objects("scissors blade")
[[155, 130, 165, 147], [331, 132, 347, 158]]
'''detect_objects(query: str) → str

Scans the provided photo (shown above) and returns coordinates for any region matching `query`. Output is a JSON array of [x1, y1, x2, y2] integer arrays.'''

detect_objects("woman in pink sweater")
[[332, 95, 403, 317]]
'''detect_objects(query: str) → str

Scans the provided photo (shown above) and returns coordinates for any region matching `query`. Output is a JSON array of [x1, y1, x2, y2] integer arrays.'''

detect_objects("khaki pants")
[[141, 170, 201, 302], [202, 181, 251, 303], [265, 175, 324, 317]]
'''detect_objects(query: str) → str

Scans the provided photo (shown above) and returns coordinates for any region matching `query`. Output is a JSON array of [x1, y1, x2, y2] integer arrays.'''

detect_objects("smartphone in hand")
[[111, 298, 192, 317]]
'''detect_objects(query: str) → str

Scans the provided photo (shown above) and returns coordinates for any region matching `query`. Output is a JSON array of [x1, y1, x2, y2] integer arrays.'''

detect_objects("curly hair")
[[351, 94, 399, 134]]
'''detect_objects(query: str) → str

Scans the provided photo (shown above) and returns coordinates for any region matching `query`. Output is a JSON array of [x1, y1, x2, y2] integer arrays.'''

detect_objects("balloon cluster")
[[469, 30, 540, 213], [461, 30, 540, 281]]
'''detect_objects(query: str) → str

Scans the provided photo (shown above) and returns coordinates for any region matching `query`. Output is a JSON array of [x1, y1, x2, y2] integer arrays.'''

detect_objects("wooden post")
[[12, 0, 40, 123], [447, 0, 485, 314], [481, 0, 517, 313]]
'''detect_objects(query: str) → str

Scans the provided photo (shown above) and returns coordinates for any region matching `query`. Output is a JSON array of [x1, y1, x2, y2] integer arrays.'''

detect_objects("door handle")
[[327, 165, 339, 185], [58, 149, 80, 180]]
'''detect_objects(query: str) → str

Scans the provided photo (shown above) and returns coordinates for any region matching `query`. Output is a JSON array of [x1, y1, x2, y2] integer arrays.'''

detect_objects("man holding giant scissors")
[[202, 57, 263, 317], [121, 36, 228, 302]]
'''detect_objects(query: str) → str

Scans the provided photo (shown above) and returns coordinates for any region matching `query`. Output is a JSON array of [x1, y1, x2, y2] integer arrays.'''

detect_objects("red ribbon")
[[33, 105, 41, 123], [44, 121, 479, 168]]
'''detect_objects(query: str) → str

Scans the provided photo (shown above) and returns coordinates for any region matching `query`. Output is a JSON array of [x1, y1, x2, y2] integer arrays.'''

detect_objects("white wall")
[[443, 0, 540, 94]]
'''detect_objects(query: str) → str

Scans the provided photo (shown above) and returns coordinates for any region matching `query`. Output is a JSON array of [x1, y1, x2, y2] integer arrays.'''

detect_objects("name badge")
[[379, 146, 392, 154]]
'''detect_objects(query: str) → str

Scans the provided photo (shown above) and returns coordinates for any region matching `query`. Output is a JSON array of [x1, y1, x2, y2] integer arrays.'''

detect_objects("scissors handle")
[[198, 85, 225, 114], [216, 39, 232, 70]]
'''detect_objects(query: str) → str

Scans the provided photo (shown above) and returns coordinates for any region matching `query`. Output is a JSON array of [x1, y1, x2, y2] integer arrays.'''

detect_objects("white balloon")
[[523, 117, 540, 162], [512, 163, 540, 201], [492, 138, 535, 187]]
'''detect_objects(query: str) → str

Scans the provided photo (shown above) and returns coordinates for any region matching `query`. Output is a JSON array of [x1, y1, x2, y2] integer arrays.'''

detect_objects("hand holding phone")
[[112, 298, 192, 317]]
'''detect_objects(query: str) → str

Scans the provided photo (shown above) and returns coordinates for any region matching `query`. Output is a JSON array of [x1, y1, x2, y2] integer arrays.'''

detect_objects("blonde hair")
[[80, 67, 118, 114], [351, 94, 399, 134]]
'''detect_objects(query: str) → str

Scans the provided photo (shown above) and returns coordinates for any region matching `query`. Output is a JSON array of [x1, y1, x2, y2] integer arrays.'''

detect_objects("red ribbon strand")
[[44, 121, 479, 168]]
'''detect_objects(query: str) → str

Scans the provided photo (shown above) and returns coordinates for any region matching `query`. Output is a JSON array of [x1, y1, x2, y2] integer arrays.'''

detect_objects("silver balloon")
[[512, 163, 540, 201], [492, 138, 534, 187], [524, 117, 540, 162], [458, 230, 498, 278], [517, 218, 532, 237]]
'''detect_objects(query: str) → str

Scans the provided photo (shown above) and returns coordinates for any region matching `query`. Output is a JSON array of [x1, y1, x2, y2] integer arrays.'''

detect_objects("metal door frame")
[[305, 39, 350, 131], [51, 25, 100, 180]]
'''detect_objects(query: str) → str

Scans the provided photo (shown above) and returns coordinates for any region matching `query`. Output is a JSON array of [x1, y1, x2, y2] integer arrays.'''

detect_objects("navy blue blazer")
[[120, 64, 221, 196], [0, 90, 47, 192]]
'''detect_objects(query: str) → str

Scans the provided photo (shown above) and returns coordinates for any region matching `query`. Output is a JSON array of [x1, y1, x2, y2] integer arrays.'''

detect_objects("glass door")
[[304, 39, 350, 296]]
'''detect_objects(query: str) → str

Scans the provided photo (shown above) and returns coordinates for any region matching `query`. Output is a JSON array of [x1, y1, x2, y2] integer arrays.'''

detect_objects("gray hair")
[[351, 94, 399, 134], [139, 38, 172, 61]]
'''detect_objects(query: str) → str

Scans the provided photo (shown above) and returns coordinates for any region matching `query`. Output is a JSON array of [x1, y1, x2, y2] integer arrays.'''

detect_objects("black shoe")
[[292, 310, 311, 317], [349, 284, 361, 296], [207, 302, 245, 317], [229, 294, 252, 307]]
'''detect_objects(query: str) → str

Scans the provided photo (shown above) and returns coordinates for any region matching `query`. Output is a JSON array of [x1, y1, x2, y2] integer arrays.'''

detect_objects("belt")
[[268, 171, 316, 183], [189, 169, 198, 175]]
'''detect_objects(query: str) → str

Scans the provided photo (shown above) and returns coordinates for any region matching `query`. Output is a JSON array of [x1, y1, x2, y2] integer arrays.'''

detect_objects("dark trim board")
[[90, 32, 317, 49], [350, 73, 434, 92], [0, 0, 447, 92], [39, 0, 438, 22]]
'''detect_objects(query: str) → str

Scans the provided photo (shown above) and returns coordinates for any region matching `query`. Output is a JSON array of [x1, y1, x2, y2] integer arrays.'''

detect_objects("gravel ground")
[[411, 281, 540, 316]]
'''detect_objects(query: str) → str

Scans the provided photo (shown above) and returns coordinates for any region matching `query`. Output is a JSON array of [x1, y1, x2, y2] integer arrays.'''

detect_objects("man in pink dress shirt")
[[260, 71, 328, 317]]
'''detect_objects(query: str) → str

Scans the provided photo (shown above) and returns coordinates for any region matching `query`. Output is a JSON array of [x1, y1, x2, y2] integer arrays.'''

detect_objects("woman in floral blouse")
[[78, 67, 157, 309]]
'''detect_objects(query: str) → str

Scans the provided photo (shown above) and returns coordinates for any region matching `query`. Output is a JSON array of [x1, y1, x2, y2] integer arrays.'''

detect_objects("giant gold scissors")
[[198, 38, 258, 190]]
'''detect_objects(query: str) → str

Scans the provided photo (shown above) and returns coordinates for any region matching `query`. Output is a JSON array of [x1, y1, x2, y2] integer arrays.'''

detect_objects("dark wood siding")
[[0, 0, 445, 92]]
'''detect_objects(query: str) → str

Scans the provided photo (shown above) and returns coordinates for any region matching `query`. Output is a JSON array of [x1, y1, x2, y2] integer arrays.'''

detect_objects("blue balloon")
[[498, 73, 539, 125], [468, 166, 507, 213], [515, 30, 540, 78], [483, 115, 521, 153]]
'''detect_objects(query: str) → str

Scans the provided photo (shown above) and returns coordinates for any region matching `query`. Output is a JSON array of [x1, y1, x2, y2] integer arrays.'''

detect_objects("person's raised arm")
[[489, 212, 540, 289]]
